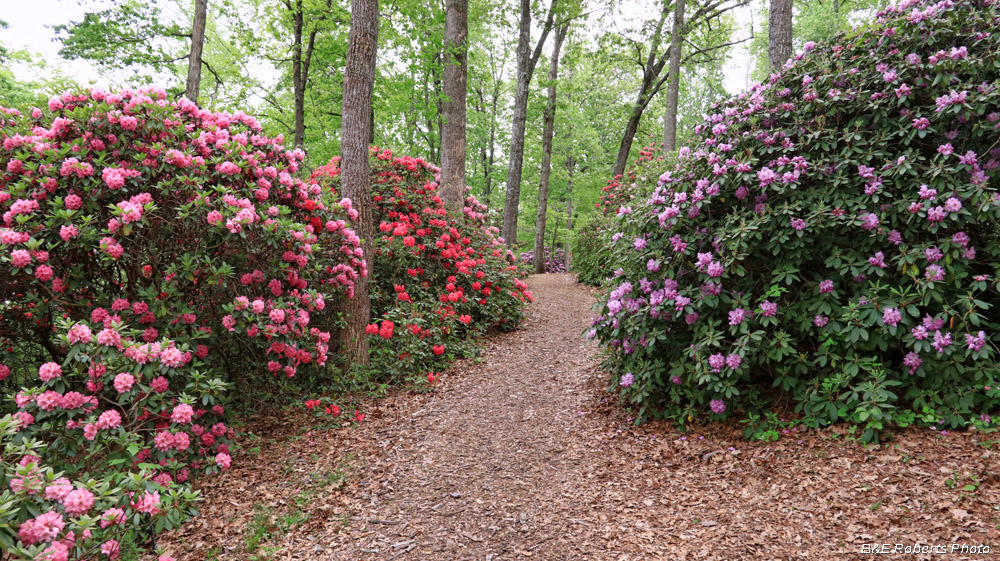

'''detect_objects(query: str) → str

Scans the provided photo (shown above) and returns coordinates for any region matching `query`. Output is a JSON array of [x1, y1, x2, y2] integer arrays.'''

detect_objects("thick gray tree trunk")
[[440, 0, 468, 214], [501, 0, 558, 247], [184, 0, 208, 103], [339, 0, 379, 366], [534, 24, 568, 274], [662, 0, 685, 151], [768, 0, 793, 72]]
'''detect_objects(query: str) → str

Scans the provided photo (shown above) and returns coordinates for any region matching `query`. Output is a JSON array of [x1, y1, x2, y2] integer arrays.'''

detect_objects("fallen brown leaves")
[[150, 274, 1000, 561]]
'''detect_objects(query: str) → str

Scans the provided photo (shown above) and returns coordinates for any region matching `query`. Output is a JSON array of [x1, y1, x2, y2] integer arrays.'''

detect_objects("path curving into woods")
[[157, 273, 1000, 561]]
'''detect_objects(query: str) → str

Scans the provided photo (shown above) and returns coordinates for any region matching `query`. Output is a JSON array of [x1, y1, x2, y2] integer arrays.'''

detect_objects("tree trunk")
[[340, 0, 379, 366], [662, 0, 685, 151], [184, 0, 208, 103], [613, 99, 649, 178], [564, 154, 575, 267], [440, 0, 468, 214], [501, 0, 558, 247], [534, 24, 568, 275], [483, 78, 500, 208], [768, 0, 793, 72], [612, 3, 669, 178], [291, 0, 306, 148]]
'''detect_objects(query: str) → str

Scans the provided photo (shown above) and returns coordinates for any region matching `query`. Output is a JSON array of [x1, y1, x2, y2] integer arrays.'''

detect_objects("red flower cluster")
[[311, 148, 531, 379]]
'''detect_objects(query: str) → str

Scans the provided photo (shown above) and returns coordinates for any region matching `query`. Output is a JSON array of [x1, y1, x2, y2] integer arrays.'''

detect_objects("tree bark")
[[340, 0, 379, 366], [291, 0, 306, 148], [440, 0, 468, 214], [184, 0, 208, 103], [768, 0, 793, 72], [483, 77, 500, 208], [564, 153, 575, 267], [662, 0, 685, 151], [533, 24, 568, 275], [501, 0, 558, 247], [612, 2, 670, 178]]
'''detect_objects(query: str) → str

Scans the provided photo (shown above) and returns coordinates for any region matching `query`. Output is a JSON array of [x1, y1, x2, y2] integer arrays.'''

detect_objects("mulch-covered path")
[[155, 273, 1000, 560]]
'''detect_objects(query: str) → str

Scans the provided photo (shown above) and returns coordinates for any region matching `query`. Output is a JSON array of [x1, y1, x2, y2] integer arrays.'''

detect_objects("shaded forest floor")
[[153, 274, 1000, 560]]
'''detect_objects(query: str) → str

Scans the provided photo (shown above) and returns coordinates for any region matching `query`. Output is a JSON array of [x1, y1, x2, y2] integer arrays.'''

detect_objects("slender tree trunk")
[[501, 0, 558, 247], [662, 0, 685, 151], [440, 0, 468, 214], [564, 154, 574, 267], [185, 0, 208, 103], [340, 0, 379, 366], [483, 79, 499, 208], [291, 0, 306, 148], [613, 97, 650, 178], [768, 0, 793, 72], [612, 4, 669, 178], [550, 215, 559, 259], [534, 24, 568, 274]]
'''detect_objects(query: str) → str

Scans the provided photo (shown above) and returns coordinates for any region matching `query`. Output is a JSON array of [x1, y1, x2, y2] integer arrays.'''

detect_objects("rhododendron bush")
[[593, 0, 1000, 440], [312, 149, 531, 380], [0, 87, 363, 556]]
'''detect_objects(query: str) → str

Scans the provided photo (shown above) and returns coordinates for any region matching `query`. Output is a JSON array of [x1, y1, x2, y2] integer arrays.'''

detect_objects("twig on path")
[[349, 516, 402, 525]]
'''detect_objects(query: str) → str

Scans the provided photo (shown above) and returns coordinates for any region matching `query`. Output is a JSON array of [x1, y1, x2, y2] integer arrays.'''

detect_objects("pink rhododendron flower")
[[171, 403, 195, 424]]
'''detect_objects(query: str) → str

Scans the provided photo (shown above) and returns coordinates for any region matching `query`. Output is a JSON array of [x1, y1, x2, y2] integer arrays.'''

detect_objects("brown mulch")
[[153, 273, 1000, 560]]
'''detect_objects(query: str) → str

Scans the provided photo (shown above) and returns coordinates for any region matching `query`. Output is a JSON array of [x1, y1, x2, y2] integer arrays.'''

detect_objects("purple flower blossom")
[[944, 197, 962, 212], [790, 217, 807, 230], [726, 354, 742, 369], [932, 330, 952, 353], [869, 252, 887, 268], [924, 246, 943, 262], [883, 307, 902, 326], [708, 353, 726, 372], [952, 231, 970, 247], [759, 300, 777, 317], [927, 206, 946, 222], [757, 167, 777, 186], [706, 262, 724, 278], [925, 265, 944, 282], [818, 279, 834, 293], [912, 117, 929, 130], [685, 312, 699, 325], [937, 143, 954, 155], [888, 230, 902, 245], [710, 399, 726, 414], [619, 372, 634, 387], [912, 325, 929, 340], [647, 259, 660, 272], [904, 352, 922, 373], [671, 376, 683, 385], [813, 315, 829, 327], [634, 237, 647, 250], [923, 315, 945, 330], [861, 212, 879, 230], [918, 184, 937, 200], [670, 235, 688, 253], [965, 331, 986, 352], [729, 308, 747, 326]]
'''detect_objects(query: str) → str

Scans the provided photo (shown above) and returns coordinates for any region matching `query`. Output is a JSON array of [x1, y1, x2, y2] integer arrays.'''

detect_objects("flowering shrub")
[[312, 148, 532, 381], [592, 0, 1000, 441], [519, 247, 567, 273], [0, 87, 363, 555]]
